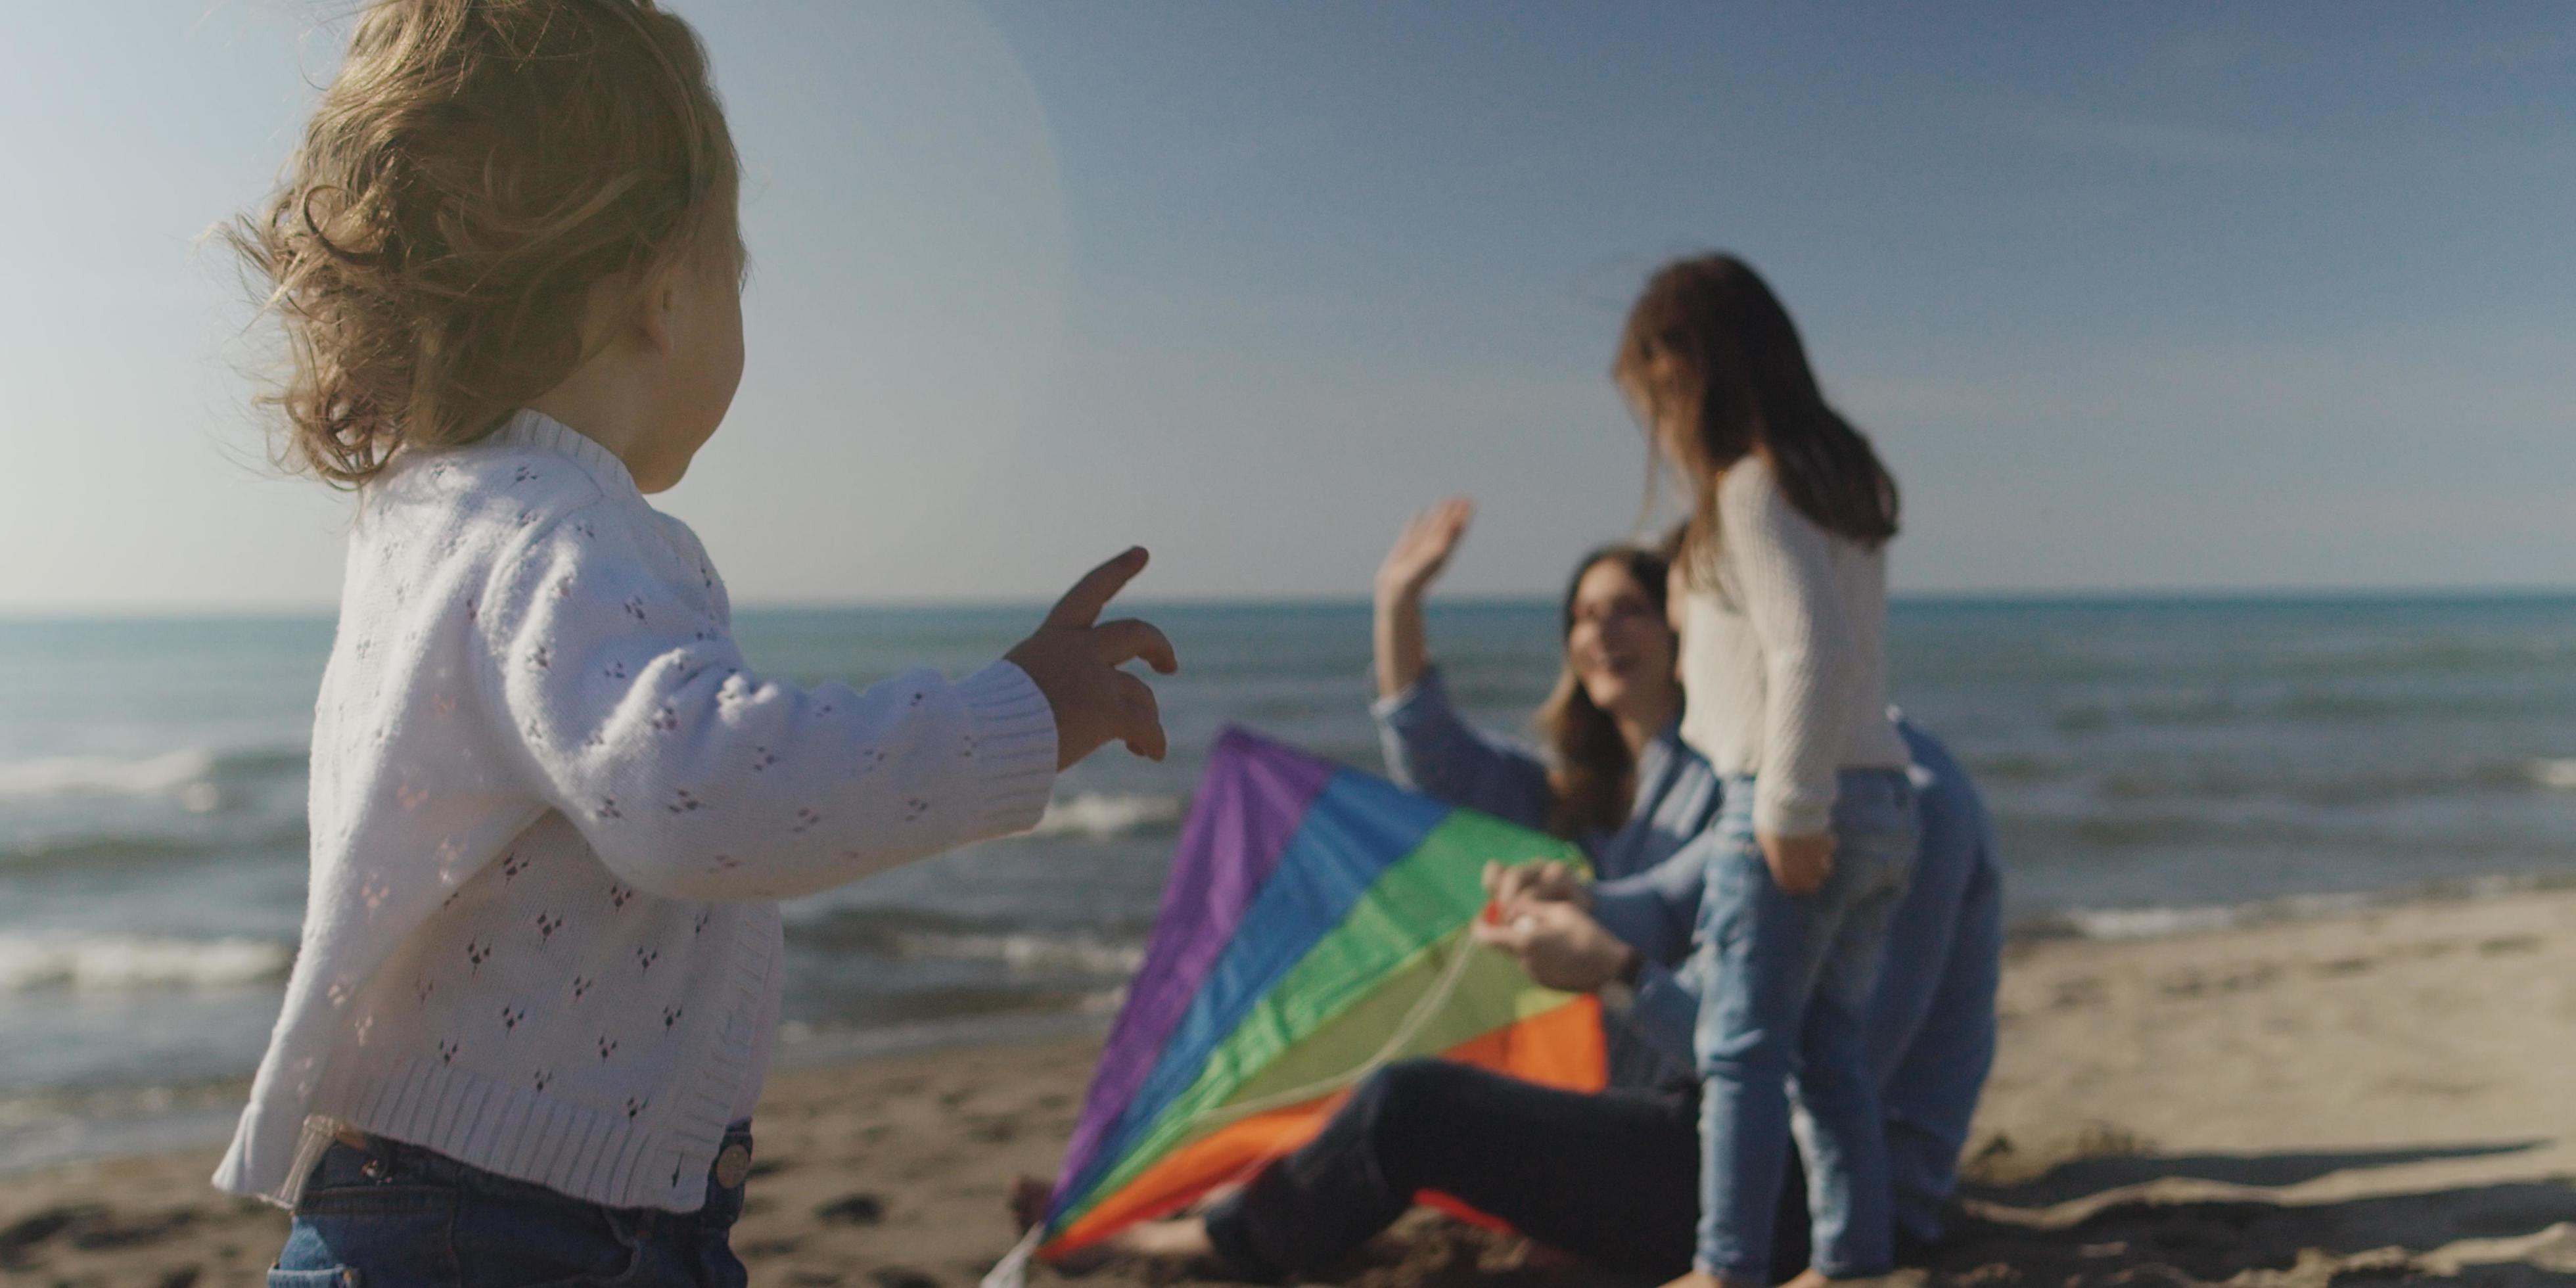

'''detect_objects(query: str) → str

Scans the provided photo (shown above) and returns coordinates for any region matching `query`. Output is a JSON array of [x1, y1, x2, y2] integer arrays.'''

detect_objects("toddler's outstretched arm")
[[468, 503, 1101, 902]]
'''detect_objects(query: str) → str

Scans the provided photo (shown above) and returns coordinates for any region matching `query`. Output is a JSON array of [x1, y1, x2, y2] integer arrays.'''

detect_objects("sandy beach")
[[5, 887, 2571, 1288]]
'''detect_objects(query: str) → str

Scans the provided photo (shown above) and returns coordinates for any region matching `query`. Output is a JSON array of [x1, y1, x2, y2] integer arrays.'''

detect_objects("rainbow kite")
[[1035, 726, 1608, 1261]]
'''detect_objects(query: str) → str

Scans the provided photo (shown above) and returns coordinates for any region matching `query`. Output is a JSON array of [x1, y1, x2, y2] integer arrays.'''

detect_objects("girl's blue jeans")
[[1693, 769, 1918, 1281], [267, 1124, 752, 1287]]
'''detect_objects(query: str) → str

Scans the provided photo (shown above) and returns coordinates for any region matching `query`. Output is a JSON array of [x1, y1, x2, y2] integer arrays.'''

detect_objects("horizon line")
[[12, 583, 2576, 623]]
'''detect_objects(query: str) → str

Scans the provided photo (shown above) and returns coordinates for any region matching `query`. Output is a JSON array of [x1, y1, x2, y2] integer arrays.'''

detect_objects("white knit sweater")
[[214, 411, 1059, 1212], [1676, 455, 1907, 837]]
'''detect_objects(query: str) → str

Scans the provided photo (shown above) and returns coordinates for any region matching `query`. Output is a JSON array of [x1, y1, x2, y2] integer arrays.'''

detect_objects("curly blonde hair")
[[231, 0, 739, 486]]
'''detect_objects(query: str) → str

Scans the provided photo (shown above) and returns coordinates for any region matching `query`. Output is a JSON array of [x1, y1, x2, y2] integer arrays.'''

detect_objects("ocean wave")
[[0, 750, 222, 812], [890, 929, 1145, 977], [0, 833, 210, 871], [2037, 904, 2280, 940], [2020, 871, 2576, 943], [2048, 686, 2560, 735], [764, 1007, 1118, 1071], [2084, 760, 2567, 807], [0, 934, 292, 992], [1028, 792, 1184, 840], [0, 817, 312, 873]]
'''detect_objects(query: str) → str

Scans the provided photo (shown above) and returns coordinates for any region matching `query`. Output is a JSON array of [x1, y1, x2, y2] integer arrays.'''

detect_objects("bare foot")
[[1777, 1270, 1839, 1288], [1183, 1182, 1241, 1216], [1109, 1218, 1218, 1261]]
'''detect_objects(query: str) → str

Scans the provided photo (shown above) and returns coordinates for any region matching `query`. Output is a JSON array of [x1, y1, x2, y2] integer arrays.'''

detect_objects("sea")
[[8, 596, 2576, 1170]]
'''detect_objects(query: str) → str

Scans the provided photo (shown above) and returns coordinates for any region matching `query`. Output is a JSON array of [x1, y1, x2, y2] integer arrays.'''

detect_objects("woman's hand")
[[1372, 497, 1473, 699], [1758, 831, 1835, 896], [1481, 859, 1589, 910], [1375, 497, 1473, 606], [1470, 898, 1637, 994]]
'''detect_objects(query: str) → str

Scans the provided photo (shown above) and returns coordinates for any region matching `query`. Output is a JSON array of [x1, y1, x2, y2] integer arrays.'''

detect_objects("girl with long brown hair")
[[1617, 254, 1920, 1287]]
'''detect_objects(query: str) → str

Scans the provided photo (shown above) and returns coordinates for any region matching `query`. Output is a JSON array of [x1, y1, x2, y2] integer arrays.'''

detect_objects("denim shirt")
[[1371, 668, 1723, 1087]]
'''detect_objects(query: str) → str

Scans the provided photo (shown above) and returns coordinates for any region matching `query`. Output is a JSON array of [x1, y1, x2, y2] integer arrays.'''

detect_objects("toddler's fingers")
[[1046, 547, 1149, 631], [1116, 672, 1166, 761], [1092, 619, 1179, 675]]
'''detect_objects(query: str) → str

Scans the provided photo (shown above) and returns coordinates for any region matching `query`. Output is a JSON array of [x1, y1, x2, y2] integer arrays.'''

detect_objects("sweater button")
[[713, 1142, 752, 1189]]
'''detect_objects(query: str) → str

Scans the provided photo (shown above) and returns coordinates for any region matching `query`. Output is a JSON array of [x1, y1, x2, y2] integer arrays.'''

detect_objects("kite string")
[[1131, 934, 1490, 1216], [1180, 929, 1488, 1132], [1048, 931, 1508, 1247]]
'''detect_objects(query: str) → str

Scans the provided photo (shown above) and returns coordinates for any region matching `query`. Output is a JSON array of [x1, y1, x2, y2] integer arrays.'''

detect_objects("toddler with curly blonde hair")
[[221, 4, 1174, 1281]]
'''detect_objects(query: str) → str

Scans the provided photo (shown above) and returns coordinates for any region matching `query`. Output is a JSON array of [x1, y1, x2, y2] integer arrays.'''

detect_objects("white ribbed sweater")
[[214, 411, 1059, 1212], [1677, 455, 1907, 837]]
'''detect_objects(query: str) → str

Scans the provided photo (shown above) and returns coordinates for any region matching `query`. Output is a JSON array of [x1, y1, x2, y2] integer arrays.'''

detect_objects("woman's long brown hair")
[[1536, 544, 1675, 839], [1614, 254, 1898, 585]]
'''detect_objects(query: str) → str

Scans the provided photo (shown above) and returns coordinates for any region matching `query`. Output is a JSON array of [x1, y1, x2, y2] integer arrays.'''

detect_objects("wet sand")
[[5, 888, 2573, 1287]]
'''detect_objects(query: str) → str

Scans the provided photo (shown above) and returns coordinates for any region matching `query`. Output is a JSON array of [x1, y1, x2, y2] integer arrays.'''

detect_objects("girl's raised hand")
[[1373, 497, 1474, 607], [1007, 549, 1180, 769]]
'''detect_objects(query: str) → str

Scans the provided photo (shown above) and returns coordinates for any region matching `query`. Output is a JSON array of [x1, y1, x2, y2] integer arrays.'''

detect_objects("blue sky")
[[2, 2, 2571, 610]]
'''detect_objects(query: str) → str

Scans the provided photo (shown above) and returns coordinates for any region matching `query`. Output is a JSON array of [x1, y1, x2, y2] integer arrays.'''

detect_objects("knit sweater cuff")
[[1753, 791, 1831, 840], [958, 662, 1058, 839]]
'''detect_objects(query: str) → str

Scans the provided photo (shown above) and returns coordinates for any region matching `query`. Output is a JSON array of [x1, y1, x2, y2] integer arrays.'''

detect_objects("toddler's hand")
[[1008, 548, 1180, 769]]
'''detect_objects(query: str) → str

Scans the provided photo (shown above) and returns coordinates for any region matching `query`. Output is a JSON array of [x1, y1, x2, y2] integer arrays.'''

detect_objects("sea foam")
[[892, 930, 1145, 977], [0, 750, 221, 812], [1028, 792, 1184, 840], [0, 934, 292, 992]]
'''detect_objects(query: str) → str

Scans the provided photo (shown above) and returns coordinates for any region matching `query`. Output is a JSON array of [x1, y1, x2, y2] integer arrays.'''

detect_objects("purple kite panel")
[[1049, 727, 1333, 1195]]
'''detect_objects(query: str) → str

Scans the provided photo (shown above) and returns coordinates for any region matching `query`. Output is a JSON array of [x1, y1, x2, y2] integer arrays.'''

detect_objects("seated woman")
[[1368, 497, 1720, 1089], [1037, 507, 2000, 1283]]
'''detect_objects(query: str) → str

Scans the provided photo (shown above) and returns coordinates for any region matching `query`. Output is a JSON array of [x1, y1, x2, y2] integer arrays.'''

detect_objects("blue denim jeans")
[[1692, 770, 1917, 1280], [1779, 830, 2002, 1266], [267, 1125, 752, 1287], [1871, 837, 2001, 1247]]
